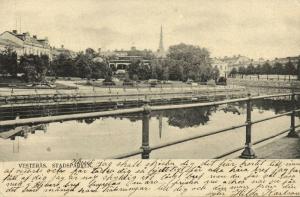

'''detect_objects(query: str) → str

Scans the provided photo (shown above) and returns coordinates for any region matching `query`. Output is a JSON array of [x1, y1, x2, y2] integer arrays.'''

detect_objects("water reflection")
[[72, 98, 299, 130], [0, 98, 298, 143], [0, 124, 48, 140], [0, 98, 299, 160], [77, 118, 97, 124], [158, 107, 213, 128], [219, 105, 241, 115], [253, 99, 295, 114], [102, 105, 243, 129]]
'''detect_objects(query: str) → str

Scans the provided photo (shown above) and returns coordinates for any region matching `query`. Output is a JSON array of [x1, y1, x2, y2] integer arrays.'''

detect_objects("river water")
[[0, 98, 299, 161]]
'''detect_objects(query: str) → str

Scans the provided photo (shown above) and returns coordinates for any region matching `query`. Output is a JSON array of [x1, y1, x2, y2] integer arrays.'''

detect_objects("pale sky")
[[0, 0, 300, 59]]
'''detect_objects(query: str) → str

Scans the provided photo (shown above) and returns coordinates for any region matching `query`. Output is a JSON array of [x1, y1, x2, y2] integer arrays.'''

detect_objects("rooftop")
[[0, 38, 23, 48]]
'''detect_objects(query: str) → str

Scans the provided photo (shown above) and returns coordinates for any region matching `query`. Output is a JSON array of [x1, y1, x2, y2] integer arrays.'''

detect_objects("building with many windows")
[[211, 55, 252, 77], [0, 30, 51, 59]]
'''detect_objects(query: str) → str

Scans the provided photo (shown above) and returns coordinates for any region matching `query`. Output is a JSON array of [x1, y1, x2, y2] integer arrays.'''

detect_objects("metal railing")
[[0, 92, 299, 159], [112, 92, 300, 159]]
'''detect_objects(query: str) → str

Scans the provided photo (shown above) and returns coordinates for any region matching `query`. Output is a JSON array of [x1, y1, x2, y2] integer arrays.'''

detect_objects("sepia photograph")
[[0, 0, 299, 161], [0, 0, 300, 196]]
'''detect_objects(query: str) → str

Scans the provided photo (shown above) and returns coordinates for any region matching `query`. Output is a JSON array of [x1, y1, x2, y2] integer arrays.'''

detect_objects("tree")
[[128, 60, 140, 80], [238, 66, 246, 78], [51, 53, 77, 77], [273, 62, 284, 75], [0, 47, 18, 77], [168, 59, 184, 81], [138, 63, 151, 80], [128, 60, 151, 80], [168, 43, 210, 65], [167, 43, 213, 82], [261, 62, 272, 78], [19, 54, 50, 82], [229, 67, 238, 77], [285, 60, 296, 75], [75, 53, 93, 79], [162, 64, 169, 80], [85, 48, 96, 59], [246, 64, 255, 75], [254, 64, 262, 75], [150, 59, 162, 79]]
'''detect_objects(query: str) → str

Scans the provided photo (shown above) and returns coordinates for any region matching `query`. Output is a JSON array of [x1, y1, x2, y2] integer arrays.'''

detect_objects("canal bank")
[[0, 94, 299, 161], [0, 84, 247, 121]]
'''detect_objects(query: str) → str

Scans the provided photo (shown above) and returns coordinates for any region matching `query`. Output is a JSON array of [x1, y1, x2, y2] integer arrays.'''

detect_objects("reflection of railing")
[[0, 92, 299, 159]]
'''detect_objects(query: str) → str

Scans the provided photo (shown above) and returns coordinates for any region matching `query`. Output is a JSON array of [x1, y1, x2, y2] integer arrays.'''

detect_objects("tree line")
[[230, 60, 300, 80], [0, 47, 110, 83], [0, 48, 50, 82], [0, 43, 220, 83], [50, 48, 110, 80], [127, 43, 219, 82]]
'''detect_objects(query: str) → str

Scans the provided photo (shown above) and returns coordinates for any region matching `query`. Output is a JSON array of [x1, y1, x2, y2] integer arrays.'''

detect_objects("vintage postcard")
[[0, 0, 299, 196]]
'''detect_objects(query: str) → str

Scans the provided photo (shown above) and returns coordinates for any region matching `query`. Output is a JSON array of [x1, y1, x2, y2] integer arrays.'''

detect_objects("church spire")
[[159, 25, 164, 51], [157, 25, 165, 57]]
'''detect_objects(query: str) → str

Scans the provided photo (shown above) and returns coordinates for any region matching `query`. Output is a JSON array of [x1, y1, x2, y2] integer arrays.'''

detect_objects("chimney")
[[61, 45, 64, 49], [98, 48, 101, 53], [12, 30, 17, 34]]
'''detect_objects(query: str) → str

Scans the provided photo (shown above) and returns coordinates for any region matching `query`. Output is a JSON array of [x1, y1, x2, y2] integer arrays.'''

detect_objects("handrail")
[[251, 111, 293, 124], [0, 93, 298, 126], [110, 118, 300, 160], [109, 149, 143, 159], [150, 123, 247, 151], [213, 126, 295, 159], [0, 92, 299, 159]]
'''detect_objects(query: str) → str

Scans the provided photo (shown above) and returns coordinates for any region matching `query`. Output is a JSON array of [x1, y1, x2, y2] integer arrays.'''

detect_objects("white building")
[[210, 57, 228, 77], [211, 55, 253, 77], [0, 30, 51, 59]]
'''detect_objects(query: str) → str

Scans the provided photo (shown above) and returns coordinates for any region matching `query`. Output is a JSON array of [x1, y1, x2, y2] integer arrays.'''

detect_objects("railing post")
[[240, 93, 256, 159], [288, 90, 299, 138], [141, 100, 151, 159]]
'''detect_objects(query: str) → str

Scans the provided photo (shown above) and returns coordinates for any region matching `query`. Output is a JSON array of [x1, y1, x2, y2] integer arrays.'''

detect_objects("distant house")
[[270, 56, 300, 66], [210, 58, 229, 77], [109, 56, 151, 74], [0, 30, 51, 59], [51, 45, 77, 60], [210, 55, 252, 77]]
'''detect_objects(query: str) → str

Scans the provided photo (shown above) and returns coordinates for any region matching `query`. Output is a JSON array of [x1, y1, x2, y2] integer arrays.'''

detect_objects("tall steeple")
[[159, 25, 164, 51], [157, 25, 165, 57]]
